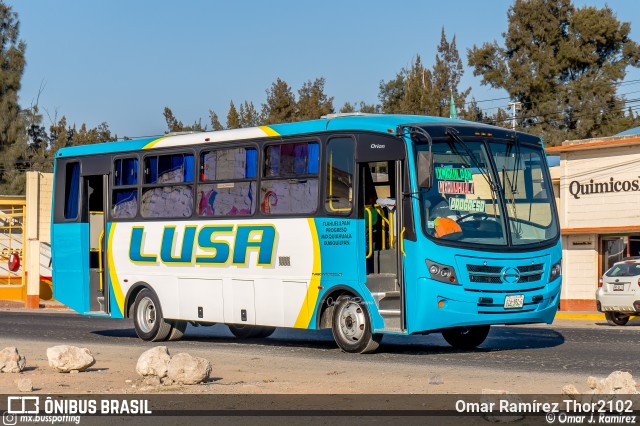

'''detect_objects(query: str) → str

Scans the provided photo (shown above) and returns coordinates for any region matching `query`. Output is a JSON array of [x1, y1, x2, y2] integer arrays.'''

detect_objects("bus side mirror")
[[417, 151, 433, 189]]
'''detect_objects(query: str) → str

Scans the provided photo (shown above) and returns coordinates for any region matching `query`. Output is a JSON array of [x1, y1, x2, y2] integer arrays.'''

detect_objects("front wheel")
[[331, 296, 381, 354], [133, 289, 172, 342], [605, 312, 630, 326], [442, 325, 490, 350]]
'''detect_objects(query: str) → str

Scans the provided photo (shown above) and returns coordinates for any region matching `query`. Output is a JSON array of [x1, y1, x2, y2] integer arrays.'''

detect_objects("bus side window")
[[64, 162, 81, 220], [325, 137, 354, 215], [141, 153, 194, 218], [112, 157, 138, 219], [198, 147, 257, 217], [261, 141, 319, 215]]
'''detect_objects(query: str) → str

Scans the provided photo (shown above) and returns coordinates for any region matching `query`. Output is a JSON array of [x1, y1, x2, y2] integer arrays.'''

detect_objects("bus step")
[[365, 273, 397, 292], [378, 292, 400, 310], [380, 309, 401, 330], [97, 296, 105, 311]]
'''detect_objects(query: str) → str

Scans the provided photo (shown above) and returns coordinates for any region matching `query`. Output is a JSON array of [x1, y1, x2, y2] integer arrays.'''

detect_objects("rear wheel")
[[605, 312, 630, 326], [228, 324, 275, 339], [442, 325, 490, 350], [331, 295, 381, 354], [133, 289, 172, 342]]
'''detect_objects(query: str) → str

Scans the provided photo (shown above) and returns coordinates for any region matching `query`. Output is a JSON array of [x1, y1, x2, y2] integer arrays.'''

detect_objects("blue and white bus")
[[51, 114, 561, 353]]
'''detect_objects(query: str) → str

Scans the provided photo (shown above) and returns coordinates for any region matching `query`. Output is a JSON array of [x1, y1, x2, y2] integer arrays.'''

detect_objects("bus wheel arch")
[[318, 287, 381, 354], [317, 286, 356, 330], [125, 282, 153, 319]]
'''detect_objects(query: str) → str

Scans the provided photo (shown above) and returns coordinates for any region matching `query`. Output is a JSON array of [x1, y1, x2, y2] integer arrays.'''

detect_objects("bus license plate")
[[504, 295, 524, 309], [613, 284, 624, 291]]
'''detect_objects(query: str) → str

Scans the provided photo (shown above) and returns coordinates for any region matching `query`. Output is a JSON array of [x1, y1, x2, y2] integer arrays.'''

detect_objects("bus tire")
[[331, 295, 381, 354], [133, 289, 172, 342], [166, 320, 188, 341], [441, 325, 490, 350]]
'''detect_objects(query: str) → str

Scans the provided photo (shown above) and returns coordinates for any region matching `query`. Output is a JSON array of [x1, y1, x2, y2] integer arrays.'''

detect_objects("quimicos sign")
[[569, 177, 640, 199]]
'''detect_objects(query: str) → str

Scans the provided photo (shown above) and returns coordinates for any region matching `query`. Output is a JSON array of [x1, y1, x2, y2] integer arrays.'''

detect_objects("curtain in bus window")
[[245, 148, 257, 178], [146, 157, 158, 184], [122, 158, 138, 185], [202, 148, 257, 181], [112, 189, 137, 218], [260, 179, 318, 214], [141, 186, 193, 218], [198, 182, 255, 217], [308, 143, 319, 174], [64, 162, 80, 219], [266, 145, 281, 177]]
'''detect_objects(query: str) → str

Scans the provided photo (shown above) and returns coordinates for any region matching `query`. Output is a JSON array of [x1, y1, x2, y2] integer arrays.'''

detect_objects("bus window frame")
[[260, 137, 322, 217], [111, 154, 140, 220], [197, 142, 260, 218], [140, 148, 197, 220], [325, 135, 356, 216]]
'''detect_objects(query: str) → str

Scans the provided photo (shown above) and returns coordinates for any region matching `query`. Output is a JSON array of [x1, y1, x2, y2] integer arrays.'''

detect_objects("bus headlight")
[[426, 260, 459, 285], [549, 261, 562, 282]]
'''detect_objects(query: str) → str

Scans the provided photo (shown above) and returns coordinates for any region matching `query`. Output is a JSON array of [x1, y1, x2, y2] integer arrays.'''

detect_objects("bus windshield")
[[417, 138, 558, 247]]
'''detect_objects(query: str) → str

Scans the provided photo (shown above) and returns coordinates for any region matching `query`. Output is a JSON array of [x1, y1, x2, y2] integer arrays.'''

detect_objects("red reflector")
[[8, 252, 19, 272], [598, 278, 603, 288]]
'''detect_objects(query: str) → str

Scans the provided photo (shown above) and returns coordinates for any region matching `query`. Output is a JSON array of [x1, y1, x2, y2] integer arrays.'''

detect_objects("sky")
[[9, 0, 640, 140]]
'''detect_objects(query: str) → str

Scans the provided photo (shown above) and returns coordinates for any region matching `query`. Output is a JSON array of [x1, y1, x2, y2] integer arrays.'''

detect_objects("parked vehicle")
[[596, 258, 640, 325]]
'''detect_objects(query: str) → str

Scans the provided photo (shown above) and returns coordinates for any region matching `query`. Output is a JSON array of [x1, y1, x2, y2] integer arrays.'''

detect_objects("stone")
[[136, 346, 171, 379], [16, 378, 32, 392], [481, 390, 525, 423], [428, 374, 443, 385], [143, 376, 161, 386], [0, 347, 26, 373], [167, 353, 211, 385], [562, 384, 580, 398], [46, 345, 95, 373], [588, 371, 637, 394]]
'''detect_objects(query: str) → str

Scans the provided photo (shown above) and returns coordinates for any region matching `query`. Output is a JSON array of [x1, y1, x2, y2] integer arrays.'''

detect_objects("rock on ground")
[[16, 378, 32, 392], [136, 346, 171, 379], [591, 371, 637, 394], [0, 347, 26, 373], [46, 345, 95, 373], [167, 353, 211, 385]]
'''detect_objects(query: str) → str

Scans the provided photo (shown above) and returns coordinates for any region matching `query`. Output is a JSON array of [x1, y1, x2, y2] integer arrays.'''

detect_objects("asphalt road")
[[1, 310, 639, 377]]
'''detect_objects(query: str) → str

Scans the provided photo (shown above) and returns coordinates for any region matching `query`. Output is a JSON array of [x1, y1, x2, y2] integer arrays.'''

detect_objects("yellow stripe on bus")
[[294, 218, 322, 328], [107, 223, 126, 316], [259, 126, 280, 137], [142, 137, 167, 150]]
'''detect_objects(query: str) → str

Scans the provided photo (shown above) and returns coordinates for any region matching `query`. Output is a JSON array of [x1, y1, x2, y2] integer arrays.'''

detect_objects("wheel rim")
[[136, 297, 156, 333], [338, 301, 366, 342]]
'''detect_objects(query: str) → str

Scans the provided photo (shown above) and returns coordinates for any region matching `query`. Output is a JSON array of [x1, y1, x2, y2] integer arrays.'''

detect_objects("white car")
[[596, 259, 640, 326]]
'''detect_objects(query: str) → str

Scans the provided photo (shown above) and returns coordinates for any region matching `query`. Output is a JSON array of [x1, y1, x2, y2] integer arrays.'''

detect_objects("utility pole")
[[507, 101, 522, 130]]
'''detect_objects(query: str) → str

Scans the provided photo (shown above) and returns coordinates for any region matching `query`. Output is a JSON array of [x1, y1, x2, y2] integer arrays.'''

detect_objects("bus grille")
[[466, 263, 544, 284]]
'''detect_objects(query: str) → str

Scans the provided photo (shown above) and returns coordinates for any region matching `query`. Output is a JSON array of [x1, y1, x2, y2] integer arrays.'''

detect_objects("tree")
[[296, 77, 334, 120], [0, 2, 27, 193], [163, 106, 206, 133], [379, 29, 470, 117], [262, 78, 296, 124], [226, 101, 240, 129], [468, 0, 640, 145], [432, 28, 471, 118], [239, 101, 260, 128], [209, 110, 224, 131]]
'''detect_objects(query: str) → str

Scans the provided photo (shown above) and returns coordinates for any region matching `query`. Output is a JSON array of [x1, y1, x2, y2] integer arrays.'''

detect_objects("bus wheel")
[[228, 324, 274, 339], [133, 289, 172, 342], [331, 296, 381, 354], [441, 325, 490, 350], [166, 320, 188, 341]]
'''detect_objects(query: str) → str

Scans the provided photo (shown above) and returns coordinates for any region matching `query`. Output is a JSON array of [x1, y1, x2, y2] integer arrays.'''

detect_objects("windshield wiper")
[[444, 128, 499, 216]]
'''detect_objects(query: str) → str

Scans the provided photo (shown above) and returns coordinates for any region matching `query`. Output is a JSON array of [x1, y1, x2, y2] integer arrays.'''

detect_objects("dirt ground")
[[0, 337, 596, 396]]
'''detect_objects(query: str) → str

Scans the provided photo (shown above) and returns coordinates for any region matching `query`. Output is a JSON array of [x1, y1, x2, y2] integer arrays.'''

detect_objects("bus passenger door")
[[360, 159, 405, 332], [84, 175, 109, 314]]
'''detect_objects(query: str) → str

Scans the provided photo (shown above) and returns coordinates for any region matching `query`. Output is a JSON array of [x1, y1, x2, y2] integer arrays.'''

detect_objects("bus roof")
[[54, 114, 514, 158]]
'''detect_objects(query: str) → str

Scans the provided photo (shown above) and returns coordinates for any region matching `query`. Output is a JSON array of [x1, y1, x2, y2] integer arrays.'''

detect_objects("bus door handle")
[[400, 227, 406, 256], [365, 207, 373, 259]]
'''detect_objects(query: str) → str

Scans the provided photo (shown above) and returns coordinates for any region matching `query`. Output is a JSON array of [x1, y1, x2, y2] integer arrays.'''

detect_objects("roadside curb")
[[0, 300, 70, 310], [555, 312, 605, 320]]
